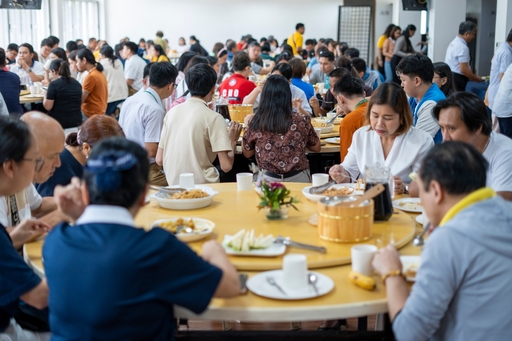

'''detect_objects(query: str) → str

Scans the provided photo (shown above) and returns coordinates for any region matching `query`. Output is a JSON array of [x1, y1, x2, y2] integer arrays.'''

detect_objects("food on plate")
[[158, 218, 196, 233], [355, 178, 366, 191], [321, 186, 354, 196], [226, 229, 274, 252], [348, 271, 375, 290], [172, 189, 209, 199], [311, 120, 330, 128], [399, 201, 422, 210]]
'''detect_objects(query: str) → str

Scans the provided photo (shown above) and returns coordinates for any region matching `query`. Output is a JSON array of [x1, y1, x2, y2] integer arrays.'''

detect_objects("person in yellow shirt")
[[287, 23, 305, 57], [149, 44, 169, 63]]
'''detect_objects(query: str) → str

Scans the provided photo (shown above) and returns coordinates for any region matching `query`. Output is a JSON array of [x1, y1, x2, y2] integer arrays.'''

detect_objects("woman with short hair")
[[242, 75, 321, 183], [329, 82, 434, 195]]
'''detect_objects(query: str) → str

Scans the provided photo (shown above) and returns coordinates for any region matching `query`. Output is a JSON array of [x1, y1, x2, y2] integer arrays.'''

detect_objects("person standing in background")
[[377, 24, 395, 78], [444, 21, 483, 91], [287, 23, 305, 57], [153, 31, 167, 52]]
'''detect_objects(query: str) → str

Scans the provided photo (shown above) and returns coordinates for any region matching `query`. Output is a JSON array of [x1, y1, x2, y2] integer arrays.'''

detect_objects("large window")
[[62, 0, 100, 44], [0, 0, 50, 49]]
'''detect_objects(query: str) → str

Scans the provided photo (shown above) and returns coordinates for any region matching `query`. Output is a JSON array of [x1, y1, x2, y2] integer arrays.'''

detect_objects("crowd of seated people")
[[1, 21, 512, 340]]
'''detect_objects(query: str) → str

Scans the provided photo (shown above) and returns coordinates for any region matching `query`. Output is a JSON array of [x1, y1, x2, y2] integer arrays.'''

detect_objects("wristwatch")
[[26, 67, 32, 73], [382, 269, 405, 284]]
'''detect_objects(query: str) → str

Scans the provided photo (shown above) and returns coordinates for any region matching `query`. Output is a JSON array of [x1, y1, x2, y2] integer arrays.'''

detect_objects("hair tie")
[[85, 151, 137, 192]]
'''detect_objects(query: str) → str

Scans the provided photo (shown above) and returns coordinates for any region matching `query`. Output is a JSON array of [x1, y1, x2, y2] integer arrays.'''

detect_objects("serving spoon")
[[413, 222, 431, 246]]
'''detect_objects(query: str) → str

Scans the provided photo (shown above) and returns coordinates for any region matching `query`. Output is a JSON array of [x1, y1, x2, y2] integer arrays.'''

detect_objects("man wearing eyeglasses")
[[309, 50, 336, 86]]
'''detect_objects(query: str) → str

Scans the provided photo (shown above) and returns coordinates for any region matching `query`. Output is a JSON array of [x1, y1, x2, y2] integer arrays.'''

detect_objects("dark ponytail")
[[66, 132, 79, 147], [76, 48, 104, 72], [50, 58, 71, 80], [100, 45, 117, 68], [403, 24, 417, 53]]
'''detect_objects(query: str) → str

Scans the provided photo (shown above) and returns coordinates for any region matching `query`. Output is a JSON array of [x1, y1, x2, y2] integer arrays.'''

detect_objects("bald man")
[[0, 113, 65, 242]]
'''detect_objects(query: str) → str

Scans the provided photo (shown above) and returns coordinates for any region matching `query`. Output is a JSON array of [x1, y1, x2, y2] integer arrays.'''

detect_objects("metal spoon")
[[175, 226, 194, 234], [266, 276, 287, 296], [326, 114, 340, 124], [413, 222, 431, 246], [308, 273, 319, 295]]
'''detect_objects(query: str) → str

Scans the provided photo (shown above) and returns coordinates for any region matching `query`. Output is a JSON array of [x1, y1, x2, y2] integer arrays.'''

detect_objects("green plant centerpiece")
[[257, 181, 299, 220]]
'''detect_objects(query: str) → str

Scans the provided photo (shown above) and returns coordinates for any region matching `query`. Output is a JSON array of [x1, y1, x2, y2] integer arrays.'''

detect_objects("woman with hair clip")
[[36, 115, 125, 197], [391, 24, 417, 83], [42, 58, 82, 131], [242, 75, 321, 183], [75, 48, 108, 119], [99, 45, 128, 116], [432, 62, 456, 97]]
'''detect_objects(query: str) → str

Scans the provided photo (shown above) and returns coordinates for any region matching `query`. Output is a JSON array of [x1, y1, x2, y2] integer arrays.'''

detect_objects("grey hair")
[[458, 21, 477, 35]]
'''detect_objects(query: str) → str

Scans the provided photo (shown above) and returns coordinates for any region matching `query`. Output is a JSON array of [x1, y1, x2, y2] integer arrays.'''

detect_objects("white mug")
[[351, 244, 378, 276], [236, 172, 253, 191], [29, 85, 38, 95], [312, 173, 329, 187], [179, 173, 195, 189], [282, 254, 308, 290]]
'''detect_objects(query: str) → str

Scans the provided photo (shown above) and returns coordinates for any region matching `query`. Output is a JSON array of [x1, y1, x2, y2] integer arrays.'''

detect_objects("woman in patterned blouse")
[[242, 75, 321, 182]]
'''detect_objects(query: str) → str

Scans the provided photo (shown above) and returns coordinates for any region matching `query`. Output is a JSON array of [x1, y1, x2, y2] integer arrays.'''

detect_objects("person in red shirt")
[[333, 76, 368, 161], [219, 53, 256, 104]]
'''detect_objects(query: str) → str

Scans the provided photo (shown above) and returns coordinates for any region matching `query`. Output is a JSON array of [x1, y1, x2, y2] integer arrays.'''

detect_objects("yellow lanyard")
[[439, 187, 495, 226]]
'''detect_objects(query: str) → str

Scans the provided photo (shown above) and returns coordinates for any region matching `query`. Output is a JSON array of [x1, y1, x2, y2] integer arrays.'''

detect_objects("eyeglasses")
[[22, 157, 45, 172]]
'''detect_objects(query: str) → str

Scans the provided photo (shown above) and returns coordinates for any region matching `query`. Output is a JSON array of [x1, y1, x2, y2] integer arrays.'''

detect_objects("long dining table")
[[24, 183, 422, 323]]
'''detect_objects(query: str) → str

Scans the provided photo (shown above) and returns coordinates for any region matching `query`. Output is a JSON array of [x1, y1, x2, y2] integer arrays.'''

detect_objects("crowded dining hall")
[[2, 0, 512, 339]]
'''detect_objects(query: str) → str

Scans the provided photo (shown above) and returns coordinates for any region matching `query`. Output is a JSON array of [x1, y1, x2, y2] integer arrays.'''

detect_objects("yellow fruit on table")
[[348, 271, 376, 291]]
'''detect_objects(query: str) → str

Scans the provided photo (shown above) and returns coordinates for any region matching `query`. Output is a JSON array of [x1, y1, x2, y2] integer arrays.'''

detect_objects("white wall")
[[428, 0, 467, 63], [104, 0, 343, 53], [495, 0, 512, 48]]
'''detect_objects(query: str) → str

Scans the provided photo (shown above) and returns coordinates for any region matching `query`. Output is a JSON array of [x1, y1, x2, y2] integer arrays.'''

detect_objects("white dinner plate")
[[152, 185, 218, 210], [151, 217, 215, 243], [302, 183, 363, 202], [222, 235, 285, 257], [392, 198, 423, 213], [324, 137, 340, 145], [400, 256, 421, 282], [415, 214, 425, 225], [247, 270, 334, 300], [314, 117, 342, 125]]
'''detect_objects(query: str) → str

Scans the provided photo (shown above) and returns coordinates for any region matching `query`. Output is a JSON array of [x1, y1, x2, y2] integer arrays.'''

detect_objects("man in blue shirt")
[[0, 48, 24, 116], [396, 54, 445, 144], [373, 141, 512, 341], [44, 137, 240, 340]]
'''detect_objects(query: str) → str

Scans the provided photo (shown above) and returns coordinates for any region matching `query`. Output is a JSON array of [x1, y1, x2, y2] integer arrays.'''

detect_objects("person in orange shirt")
[[76, 48, 108, 119], [333, 76, 368, 161]]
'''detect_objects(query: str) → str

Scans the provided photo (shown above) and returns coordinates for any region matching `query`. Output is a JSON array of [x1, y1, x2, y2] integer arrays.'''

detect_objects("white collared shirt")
[[342, 126, 434, 183], [76, 205, 135, 227], [9, 60, 45, 85], [444, 36, 471, 75], [118, 87, 165, 163], [124, 54, 146, 91]]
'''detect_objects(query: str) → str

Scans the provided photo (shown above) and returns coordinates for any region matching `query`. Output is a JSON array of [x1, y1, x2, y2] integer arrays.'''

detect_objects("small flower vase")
[[264, 206, 289, 220]]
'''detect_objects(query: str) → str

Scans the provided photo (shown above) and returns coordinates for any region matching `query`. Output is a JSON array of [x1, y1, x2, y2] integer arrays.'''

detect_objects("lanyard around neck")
[[144, 90, 159, 104]]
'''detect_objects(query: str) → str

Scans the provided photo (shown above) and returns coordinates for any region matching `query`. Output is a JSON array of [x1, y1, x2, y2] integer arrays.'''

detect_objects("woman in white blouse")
[[329, 82, 434, 196]]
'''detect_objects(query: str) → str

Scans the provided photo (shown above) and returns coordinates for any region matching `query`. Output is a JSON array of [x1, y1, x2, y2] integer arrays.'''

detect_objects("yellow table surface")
[[20, 94, 44, 104], [24, 185, 422, 321]]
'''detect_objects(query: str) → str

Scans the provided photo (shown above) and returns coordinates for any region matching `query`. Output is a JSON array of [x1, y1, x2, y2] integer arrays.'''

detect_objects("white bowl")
[[302, 183, 362, 202], [152, 185, 218, 210], [326, 112, 337, 119], [318, 124, 334, 134], [151, 217, 215, 243]]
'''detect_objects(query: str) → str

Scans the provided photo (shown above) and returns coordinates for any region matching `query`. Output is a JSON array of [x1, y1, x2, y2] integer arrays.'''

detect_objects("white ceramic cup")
[[29, 85, 38, 95], [312, 173, 329, 187], [282, 254, 308, 290], [314, 128, 322, 141], [236, 172, 253, 191], [351, 244, 378, 276], [179, 173, 195, 189], [326, 111, 337, 119]]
